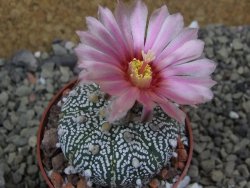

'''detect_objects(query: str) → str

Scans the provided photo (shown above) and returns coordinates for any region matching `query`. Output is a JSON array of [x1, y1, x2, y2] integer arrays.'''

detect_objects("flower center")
[[128, 50, 155, 88]]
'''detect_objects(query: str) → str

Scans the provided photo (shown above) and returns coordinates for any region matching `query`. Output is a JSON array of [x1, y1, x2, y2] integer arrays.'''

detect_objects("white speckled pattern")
[[58, 83, 180, 187]]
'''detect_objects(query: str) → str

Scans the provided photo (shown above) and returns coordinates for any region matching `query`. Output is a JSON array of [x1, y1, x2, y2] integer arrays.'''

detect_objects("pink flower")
[[75, 0, 216, 124]]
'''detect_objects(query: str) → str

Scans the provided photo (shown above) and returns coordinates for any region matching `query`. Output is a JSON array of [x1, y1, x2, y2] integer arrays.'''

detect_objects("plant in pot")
[[37, 0, 216, 187]]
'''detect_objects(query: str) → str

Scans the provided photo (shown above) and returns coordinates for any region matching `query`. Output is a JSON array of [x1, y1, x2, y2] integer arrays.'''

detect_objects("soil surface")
[[0, 0, 250, 58]]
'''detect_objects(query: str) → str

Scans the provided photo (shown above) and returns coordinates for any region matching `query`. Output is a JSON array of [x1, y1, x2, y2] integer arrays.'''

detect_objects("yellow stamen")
[[128, 58, 152, 88]]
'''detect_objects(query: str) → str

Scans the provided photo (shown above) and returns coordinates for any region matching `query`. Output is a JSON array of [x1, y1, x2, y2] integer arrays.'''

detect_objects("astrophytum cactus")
[[58, 84, 180, 187]]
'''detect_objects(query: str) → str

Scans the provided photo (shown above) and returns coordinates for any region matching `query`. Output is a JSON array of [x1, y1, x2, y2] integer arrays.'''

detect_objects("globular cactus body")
[[58, 84, 180, 187]]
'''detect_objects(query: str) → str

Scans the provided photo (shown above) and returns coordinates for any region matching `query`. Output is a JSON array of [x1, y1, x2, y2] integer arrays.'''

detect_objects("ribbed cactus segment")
[[58, 83, 180, 187]]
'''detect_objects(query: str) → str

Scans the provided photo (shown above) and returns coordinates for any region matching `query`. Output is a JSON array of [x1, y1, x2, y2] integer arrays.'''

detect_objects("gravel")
[[186, 25, 250, 187], [0, 25, 249, 188], [211, 170, 224, 182], [11, 49, 38, 71], [0, 92, 8, 105], [0, 40, 75, 188]]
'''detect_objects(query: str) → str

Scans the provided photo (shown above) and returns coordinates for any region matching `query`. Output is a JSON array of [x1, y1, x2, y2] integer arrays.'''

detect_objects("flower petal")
[[157, 76, 215, 105], [115, 0, 134, 57], [161, 58, 217, 77], [158, 100, 186, 124], [79, 71, 124, 83], [75, 44, 121, 68], [80, 61, 124, 75], [137, 91, 155, 109], [108, 87, 139, 123], [141, 107, 153, 122], [137, 92, 156, 122], [98, 6, 131, 60], [130, 0, 148, 56], [79, 63, 124, 83], [85, 16, 127, 61], [150, 13, 184, 56], [100, 80, 132, 96], [156, 27, 198, 62], [144, 5, 169, 51], [76, 31, 124, 62], [155, 39, 205, 71], [78, 60, 125, 83], [149, 92, 185, 124]]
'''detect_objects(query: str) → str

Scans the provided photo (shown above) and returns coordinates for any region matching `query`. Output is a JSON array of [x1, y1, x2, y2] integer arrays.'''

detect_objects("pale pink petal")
[[137, 91, 155, 109], [79, 69, 124, 83], [158, 100, 186, 124], [156, 27, 198, 62], [157, 76, 215, 104], [130, 0, 148, 56], [78, 60, 102, 69], [77, 60, 122, 72], [144, 5, 169, 51], [108, 87, 139, 122], [161, 59, 217, 77], [150, 13, 184, 56], [81, 61, 124, 75], [149, 92, 185, 123], [137, 92, 155, 122], [99, 80, 132, 96], [167, 76, 217, 88], [76, 31, 124, 62], [114, 0, 134, 58], [155, 40, 205, 71], [78, 60, 125, 82], [141, 107, 153, 122], [98, 6, 131, 59], [85, 16, 127, 61], [75, 44, 121, 68]]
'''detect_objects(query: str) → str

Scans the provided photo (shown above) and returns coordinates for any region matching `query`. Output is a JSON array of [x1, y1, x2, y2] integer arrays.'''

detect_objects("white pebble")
[[189, 20, 199, 28], [39, 77, 46, 85], [34, 51, 41, 58], [64, 166, 77, 174], [87, 180, 93, 187], [62, 97, 67, 102], [57, 100, 62, 107], [56, 143, 61, 148], [177, 176, 191, 188], [187, 183, 203, 188], [65, 41, 75, 50], [28, 136, 37, 147], [172, 152, 178, 158], [169, 139, 177, 148], [47, 170, 53, 177], [183, 141, 189, 146], [229, 111, 239, 119], [165, 182, 173, 188]]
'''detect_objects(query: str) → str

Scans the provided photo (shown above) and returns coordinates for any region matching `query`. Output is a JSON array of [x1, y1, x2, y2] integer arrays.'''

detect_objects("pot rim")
[[37, 79, 193, 188]]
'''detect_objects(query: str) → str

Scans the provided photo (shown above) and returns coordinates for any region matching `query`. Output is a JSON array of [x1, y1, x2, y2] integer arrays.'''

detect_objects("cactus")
[[58, 83, 181, 187]]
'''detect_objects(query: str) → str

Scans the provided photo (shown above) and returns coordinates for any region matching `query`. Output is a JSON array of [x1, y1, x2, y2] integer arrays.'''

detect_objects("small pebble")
[[229, 111, 239, 119], [28, 136, 37, 148]]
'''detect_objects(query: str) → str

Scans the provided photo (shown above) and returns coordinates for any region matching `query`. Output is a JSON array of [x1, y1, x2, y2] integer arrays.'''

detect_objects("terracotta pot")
[[37, 79, 193, 188]]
